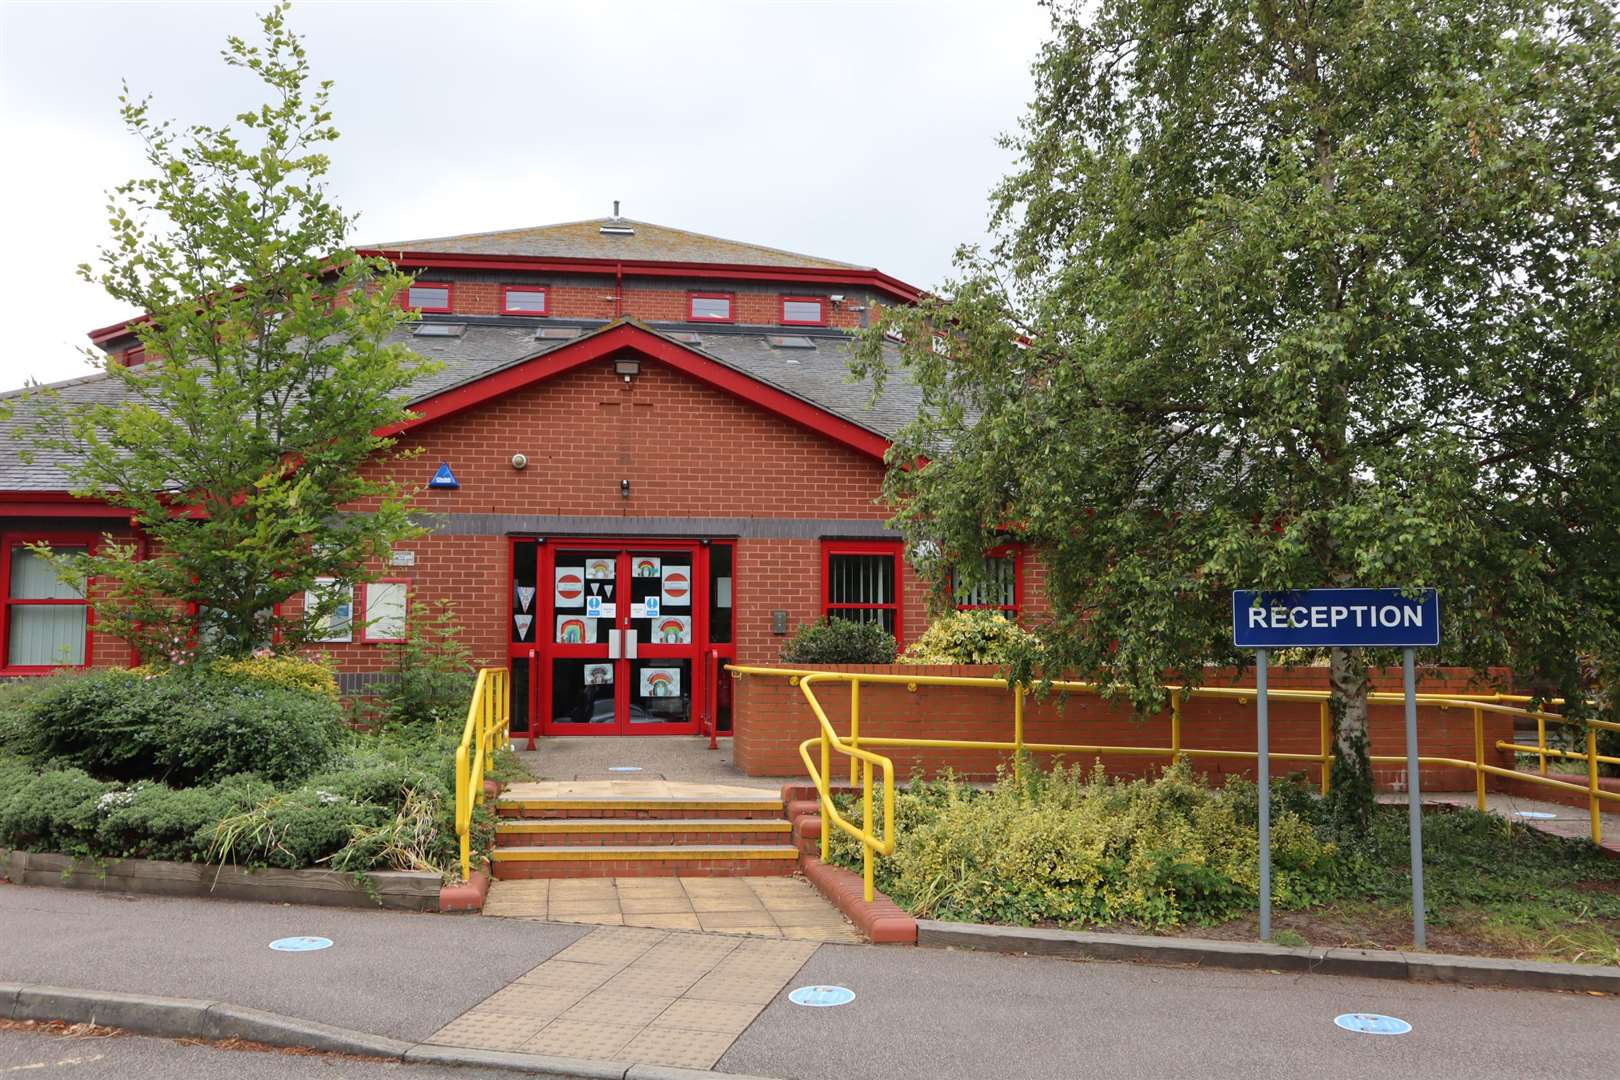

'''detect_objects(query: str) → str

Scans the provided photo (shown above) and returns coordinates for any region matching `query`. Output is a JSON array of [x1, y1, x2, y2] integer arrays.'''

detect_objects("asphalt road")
[[0, 884, 586, 1041], [720, 941, 1617, 1080], [0, 1026, 544, 1080]]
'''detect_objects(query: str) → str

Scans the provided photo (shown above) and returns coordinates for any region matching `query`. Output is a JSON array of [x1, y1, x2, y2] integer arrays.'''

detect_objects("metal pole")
[[1404, 647, 1426, 951], [1256, 647, 1271, 942]]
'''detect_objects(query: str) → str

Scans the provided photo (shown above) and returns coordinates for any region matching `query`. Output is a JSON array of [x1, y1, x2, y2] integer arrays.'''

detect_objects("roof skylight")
[[413, 323, 465, 338], [766, 335, 816, 350]]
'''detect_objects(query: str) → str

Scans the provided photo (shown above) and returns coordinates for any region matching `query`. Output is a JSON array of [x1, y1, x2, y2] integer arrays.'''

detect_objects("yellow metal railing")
[[728, 666, 1619, 894], [455, 667, 511, 882]]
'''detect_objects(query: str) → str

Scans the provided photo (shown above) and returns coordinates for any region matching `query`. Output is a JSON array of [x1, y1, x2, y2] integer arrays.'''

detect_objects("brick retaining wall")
[[732, 664, 1518, 792]]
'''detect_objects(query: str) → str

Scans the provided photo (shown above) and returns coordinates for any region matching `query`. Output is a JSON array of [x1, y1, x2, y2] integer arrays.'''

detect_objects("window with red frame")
[[823, 541, 902, 639], [781, 296, 826, 326], [361, 580, 409, 642], [404, 282, 452, 313], [689, 293, 734, 322], [501, 285, 549, 316], [2, 536, 92, 669], [952, 546, 1022, 618]]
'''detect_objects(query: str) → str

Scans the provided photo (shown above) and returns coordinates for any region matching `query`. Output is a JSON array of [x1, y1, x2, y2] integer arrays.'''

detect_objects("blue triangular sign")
[[429, 462, 459, 489]]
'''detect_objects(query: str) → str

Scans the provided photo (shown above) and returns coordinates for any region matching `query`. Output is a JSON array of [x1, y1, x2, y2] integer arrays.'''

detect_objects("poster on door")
[[653, 616, 691, 644], [583, 663, 613, 685], [661, 565, 691, 608], [585, 557, 615, 580], [556, 616, 595, 644], [555, 568, 585, 608], [632, 555, 661, 578], [639, 667, 681, 697]]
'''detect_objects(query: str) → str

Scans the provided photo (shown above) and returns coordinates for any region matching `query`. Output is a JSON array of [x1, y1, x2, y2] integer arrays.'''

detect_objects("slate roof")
[[0, 319, 918, 492], [364, 218, 869, 270]]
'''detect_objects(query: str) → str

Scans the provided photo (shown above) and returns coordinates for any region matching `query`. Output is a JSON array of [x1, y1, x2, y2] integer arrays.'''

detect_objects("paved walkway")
[[483, 875, 861, 942], [513, 734, 780, 787], [427, 926, 816, 1069], [1378, 790, 1617, 852], [2, 883, 1614, 1080]]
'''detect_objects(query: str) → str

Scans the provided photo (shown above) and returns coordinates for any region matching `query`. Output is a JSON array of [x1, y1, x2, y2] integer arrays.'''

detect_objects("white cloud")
[[0, 0, 1050, 387]]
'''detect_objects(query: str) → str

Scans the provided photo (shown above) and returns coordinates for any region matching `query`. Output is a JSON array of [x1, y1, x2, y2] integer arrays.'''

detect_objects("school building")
[[0, 215, 1043, 741]]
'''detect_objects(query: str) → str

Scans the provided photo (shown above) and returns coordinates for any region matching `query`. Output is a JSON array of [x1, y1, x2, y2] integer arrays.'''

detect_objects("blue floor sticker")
[[1334, 1013, 1411, 1035], [269, 936, 333, 952], [789, 985, 855, 1007]]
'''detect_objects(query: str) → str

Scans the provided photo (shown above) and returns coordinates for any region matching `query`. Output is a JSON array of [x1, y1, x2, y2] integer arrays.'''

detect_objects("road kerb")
[[403, 1044, 631, 1078], [916, 920, 1620, 993]]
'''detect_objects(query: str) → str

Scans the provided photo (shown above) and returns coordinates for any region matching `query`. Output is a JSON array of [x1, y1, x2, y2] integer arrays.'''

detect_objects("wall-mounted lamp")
[[615, 357, 641, 383], [620, 478, 631, 499]]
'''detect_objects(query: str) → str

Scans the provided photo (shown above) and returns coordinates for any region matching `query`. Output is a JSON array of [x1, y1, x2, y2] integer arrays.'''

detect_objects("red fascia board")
[[353, 249, 923, 304], [0, 491, 126, 518], [380, 323, 892, 461]]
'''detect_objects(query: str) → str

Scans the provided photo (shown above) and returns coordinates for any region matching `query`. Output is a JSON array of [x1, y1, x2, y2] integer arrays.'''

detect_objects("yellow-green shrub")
[[211, 653, 338, 699], [829, 761, 1341, 928], [898, 610, 1037, 666]]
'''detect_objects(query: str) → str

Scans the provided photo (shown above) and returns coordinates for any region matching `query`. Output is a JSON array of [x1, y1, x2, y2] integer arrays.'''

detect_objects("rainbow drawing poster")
[[585, 558, 615, 580], [660, 565, 691, 607], [639, 667, 681, 697], [654, 615, 691, 644], [554, 568, 585, 608], [555, 615, 595, 644], [632, 555, 661, 578]]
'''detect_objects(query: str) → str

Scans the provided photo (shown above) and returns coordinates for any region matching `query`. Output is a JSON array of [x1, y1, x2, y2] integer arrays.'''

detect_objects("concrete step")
[[496, 795, 785, 821], [490, 843, 800, 879], [495, 817, 792, 847]]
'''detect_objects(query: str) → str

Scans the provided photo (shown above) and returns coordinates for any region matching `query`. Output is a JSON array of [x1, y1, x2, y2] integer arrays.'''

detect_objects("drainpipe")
[[615, 262, 624, 319]]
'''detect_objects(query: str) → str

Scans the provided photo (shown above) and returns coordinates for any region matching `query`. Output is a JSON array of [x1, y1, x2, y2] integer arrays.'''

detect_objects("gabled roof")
[[388, 318, 908, 460], [365, 217, 868, 271], [0, 319, 918, 491]]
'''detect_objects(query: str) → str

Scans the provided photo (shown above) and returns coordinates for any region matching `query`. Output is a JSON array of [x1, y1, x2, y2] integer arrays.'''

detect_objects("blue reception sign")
[[1232, 588, 1440, 649]]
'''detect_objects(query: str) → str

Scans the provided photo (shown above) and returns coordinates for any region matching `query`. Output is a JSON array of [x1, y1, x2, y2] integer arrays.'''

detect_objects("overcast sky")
[[0, 0, 1051, 387]]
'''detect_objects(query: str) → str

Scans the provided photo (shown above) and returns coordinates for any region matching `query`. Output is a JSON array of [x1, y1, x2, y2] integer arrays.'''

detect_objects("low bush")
[[369, 601, 475, 728], [211, 652, 338, 698], [898, 609, 1038, 666], [829, 761, 1341, 929], [6, 668, 343, 786], [780, 618, 898, 664]]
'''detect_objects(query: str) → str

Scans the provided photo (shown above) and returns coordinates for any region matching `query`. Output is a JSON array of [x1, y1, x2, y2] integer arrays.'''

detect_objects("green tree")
[[8, 4, 432, 660], [855, 0, 1620, 833]]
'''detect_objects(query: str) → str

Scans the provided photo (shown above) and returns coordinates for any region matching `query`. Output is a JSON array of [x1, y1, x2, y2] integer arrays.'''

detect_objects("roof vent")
[[599, 224, 635, 235], [536, 327, 582, 340], [413, 323, 465, 338], [668, 332, 702, 344], [766, 335, 816, 350]]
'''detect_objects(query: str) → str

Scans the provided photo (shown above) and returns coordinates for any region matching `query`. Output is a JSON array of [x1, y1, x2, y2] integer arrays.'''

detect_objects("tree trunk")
[[1327, 646, 1374, 838]]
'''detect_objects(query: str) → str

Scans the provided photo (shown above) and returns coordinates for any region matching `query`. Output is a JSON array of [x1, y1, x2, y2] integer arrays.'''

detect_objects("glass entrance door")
[[540, 543, 701, 735]]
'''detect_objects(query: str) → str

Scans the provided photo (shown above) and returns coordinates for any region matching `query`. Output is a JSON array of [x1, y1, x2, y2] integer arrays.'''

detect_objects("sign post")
[[1233, 587, 1440, 947]]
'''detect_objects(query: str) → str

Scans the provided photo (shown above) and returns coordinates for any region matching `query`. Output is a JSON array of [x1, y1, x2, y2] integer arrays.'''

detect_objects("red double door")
[[511, 540, 708, 736]]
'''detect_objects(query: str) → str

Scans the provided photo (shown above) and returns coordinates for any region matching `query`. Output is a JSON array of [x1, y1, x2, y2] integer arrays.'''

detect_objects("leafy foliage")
[[3, 668, 343, 786], [851, 0, 1620, 832], [368, 600, 474, 728], [780, 618, 899, 665], [1, 4, 433, 659], [211, 652, 338, 698], [831, 762, 1341, 928], [899, 610, 1038, 666]]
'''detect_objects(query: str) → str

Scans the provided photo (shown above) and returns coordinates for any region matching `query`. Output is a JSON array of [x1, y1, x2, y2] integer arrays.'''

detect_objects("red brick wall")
[[315, 356, 923, 672], [732, 663, 1519, 792], [420, 276, 866, 329]]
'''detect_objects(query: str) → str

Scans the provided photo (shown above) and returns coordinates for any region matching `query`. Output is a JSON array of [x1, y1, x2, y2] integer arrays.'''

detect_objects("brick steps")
[[490, 843, 799, 878], [495, 817, 792, 847], [490, 789, 792, 879]]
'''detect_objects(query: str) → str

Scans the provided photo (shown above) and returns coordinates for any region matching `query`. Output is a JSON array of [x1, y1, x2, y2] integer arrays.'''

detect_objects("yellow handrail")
[[455, 667, 511, 882], [728, 665, 1616, 891]]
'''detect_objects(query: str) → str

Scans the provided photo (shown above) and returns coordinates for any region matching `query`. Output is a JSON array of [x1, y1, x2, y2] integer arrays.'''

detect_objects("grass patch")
[[828, 761, 1620, 964]]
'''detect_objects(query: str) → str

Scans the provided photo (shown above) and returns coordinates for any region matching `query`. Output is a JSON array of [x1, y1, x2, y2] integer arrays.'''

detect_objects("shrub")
[[780, 618, 898, 665], [8, 668, 343, 786], [370, 600, 475, 728], [0, 764, 113, 858], [899, 610, 1038, 666], [93, 774, 277, 861], [828, 761, 1341, 929], [212, 652, 338, 698]]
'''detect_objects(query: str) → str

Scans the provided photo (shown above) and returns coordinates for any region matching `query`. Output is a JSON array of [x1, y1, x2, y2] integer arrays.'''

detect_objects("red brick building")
[[0, 217, 1038, 740]]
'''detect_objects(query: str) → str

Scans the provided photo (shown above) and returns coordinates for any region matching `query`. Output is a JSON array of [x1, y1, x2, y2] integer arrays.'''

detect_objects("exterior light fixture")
[[620, 479, 631, 499], [615, 357, 641, 383]]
